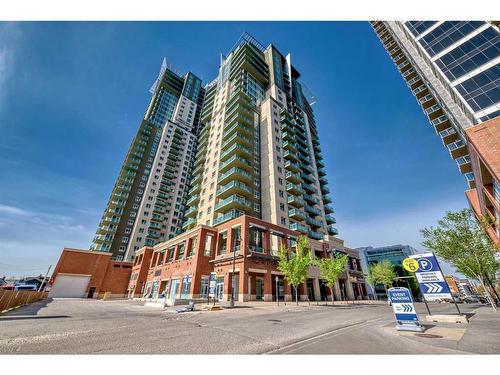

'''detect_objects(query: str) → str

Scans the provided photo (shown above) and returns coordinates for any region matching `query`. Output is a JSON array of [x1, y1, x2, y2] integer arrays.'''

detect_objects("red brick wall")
[[50, 248, 132, 298]]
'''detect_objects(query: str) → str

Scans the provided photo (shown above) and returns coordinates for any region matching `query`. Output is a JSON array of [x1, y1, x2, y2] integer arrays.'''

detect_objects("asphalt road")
[[0, 299, 496, 354]]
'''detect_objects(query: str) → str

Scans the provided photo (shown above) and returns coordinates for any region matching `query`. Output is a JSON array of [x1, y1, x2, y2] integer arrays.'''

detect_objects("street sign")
[[409, 253, 452, 302], [208, 272, 217, 298], [387, 287, 424, 332], [402, 258, 419, 273]]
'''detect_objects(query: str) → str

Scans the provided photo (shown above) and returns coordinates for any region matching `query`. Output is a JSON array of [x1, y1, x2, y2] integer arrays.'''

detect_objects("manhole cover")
[[414, 333, 443, 338], [268, 319, 282, 323]]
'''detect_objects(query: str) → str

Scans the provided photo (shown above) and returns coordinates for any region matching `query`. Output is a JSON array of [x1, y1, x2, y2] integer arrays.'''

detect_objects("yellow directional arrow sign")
[[402, 258, 419, 273]]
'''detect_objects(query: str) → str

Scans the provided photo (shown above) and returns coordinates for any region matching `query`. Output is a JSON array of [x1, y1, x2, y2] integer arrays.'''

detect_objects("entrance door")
[[231, 274, 239, 301], [87, 287, 96, 299], [307, 279, 315, 301], [216, 277, 224, 301], [256, 278, 264, 301], [169, 279, 180, 299]]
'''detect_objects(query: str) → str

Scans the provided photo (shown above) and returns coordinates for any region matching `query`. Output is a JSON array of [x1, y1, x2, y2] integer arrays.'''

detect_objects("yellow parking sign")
[[402, 258, 419, 273]]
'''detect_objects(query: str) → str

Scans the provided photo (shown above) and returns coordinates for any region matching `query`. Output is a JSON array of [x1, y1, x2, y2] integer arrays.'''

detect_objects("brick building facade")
[[128, 215, 367, 303]]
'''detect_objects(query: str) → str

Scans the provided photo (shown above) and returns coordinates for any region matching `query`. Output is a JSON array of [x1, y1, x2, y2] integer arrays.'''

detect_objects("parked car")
[[14, 284, 38, 291], [0, 284, 15, 290]]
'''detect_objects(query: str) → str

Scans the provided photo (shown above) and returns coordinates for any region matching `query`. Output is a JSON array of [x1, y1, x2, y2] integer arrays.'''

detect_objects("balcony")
[[328, 225, 339, 236], [220, 143, 252, 161], [215, 195, 252, 212], [321, 185, 330, 195], [182, 217, 196, 229], [425, 104, 443, 119], [324, 205, 334, 214], [447, 139, 467, 159], [316, 160, 325, 169], [439, 127, 457, 145], [186, 194, 200, 206], [302, 172, 316, 184], [456, 154, 472, 174], [306, 216, 323, 228], [283, 140, 297, 152], [301, 163, 314, 174], [223, 121, 253, 139], [189, 183, 201, 195], [217, 180, 253, 199], [218, 167, 252, 185], [285, 171, 302, 184], [303, 193, 319, 205], [191, 173, 202, 186], [288, 195, 306, 208], [286, 182, 304, 195], [285, 160, 301, 173], [219, 154, 252, 173], [284, 150, 299, 162], [288, 208, 306, 221], [221, 133, 252, 150], [213, 209, 244, 226], [308, 230, 324, 240], [184, 207, 198, 218], [325, 215, 336, 225], [305, 204, 321, 216], [323, 195, 332, 204], [303, 183, 318, 194], [289, 222, 309, 234], [282, 131, 295, 142]]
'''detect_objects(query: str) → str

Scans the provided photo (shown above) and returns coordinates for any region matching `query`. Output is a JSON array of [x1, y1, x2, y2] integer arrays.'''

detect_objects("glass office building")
[[371, 21, 500, 188]]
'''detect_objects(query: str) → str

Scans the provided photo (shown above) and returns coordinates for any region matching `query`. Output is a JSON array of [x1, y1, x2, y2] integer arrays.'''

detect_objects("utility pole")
[[38, 265, 52, 292]]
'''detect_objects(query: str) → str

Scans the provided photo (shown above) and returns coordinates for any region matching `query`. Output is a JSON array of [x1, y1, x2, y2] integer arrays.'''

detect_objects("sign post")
[[409, 253, 461, 315], [387, 287, 424, 332]]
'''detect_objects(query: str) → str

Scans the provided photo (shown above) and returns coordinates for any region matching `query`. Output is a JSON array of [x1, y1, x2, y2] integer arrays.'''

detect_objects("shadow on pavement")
[[0, 315, 70, 321], [1, 298, 54, 317]]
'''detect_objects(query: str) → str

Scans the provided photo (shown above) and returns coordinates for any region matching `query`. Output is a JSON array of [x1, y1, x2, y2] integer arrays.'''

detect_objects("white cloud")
[[0, 203, 29, 216]]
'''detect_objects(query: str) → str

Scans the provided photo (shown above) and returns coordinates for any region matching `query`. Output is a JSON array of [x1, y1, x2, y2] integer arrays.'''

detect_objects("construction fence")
[[0, 290, 49, 313]]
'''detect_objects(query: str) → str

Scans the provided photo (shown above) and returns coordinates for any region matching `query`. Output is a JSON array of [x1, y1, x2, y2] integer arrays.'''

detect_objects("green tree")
[[421, 208, 499, 310], [314, 253, 348, 304], [366, 260, 397, 297], [278, 235, 312, 305]]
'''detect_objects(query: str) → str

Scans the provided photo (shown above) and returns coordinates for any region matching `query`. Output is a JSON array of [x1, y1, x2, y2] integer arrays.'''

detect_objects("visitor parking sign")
[[409, 253, 452, 302]]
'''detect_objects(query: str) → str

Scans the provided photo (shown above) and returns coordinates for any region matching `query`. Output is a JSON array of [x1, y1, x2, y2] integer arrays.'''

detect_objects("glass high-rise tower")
[[90, 59, 205, 260], [371, 21, 500, 188], [182, 33, 337, 241]]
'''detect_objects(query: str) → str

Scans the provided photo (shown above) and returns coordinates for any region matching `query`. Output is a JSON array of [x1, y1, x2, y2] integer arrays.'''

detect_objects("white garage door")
[[49, 274, 91, 298]]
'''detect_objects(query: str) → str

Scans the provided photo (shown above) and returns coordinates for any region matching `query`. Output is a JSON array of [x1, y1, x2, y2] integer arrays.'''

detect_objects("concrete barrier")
[[0, 290, 49, 313]]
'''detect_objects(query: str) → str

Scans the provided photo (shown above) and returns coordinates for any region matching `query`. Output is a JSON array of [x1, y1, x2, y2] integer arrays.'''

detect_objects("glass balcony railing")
[[288, 195, 306, 208], [308, 230, 324, 240], [213, 209, 244, 226], [288, 208, 306, 220], [328, 225, 339, 236], [218, 167, 252, 184], [215, 195, 252, 211], [289, 222, 309, 234], [306, 217, 323, 228]]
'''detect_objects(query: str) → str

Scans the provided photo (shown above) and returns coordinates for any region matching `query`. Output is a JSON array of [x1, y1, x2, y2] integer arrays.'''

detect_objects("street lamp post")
[[230, 246, 237, 308]]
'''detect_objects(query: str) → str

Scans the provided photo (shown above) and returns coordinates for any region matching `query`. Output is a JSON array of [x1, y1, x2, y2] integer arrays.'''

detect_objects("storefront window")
[[249, 227, 263, 253], [232, 227, 241, 252], [181, 275, 192, 299], [200, 276, 209, 298], [204, 234, 213, 256], [218, 231, 227, 255]]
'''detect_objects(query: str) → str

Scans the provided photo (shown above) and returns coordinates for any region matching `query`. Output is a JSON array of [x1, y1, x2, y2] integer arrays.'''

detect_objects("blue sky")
[[0, 21, 468, 277]]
